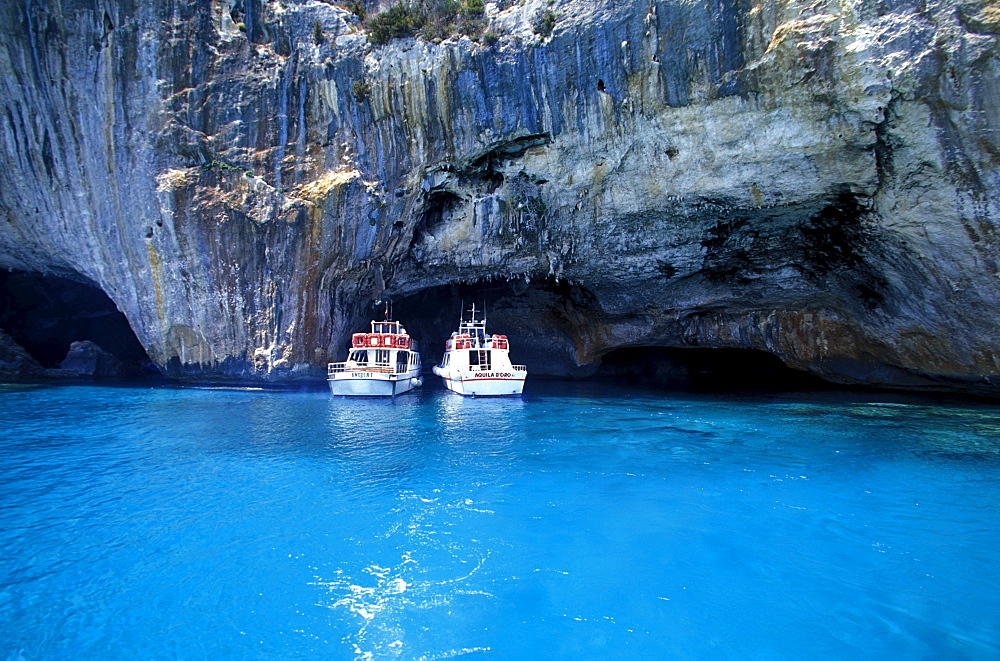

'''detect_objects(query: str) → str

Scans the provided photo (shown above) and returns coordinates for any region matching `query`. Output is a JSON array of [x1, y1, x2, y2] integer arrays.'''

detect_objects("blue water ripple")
[[0, 382, 998, 658]]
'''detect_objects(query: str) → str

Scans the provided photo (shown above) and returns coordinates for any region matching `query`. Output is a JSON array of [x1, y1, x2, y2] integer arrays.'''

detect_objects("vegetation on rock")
[[532, 9, 557, 37], [351, 79, 370, 101], [366, 0, 487, 46], [334, 0, 366, 20]]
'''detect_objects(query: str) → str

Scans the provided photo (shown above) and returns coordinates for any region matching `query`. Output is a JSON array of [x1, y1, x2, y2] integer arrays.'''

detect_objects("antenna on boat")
[[460, 299, 465, 322], [383, 300, 390, 321]]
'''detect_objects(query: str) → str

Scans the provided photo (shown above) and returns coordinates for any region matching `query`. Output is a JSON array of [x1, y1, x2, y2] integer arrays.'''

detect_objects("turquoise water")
[[1, 381, 999, 659]]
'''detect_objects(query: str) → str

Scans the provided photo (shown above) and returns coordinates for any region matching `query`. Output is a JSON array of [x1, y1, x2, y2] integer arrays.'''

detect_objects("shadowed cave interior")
[[1, 268, 828, 390], [389, 279, 831, 392], [0, 270, 155, 372]]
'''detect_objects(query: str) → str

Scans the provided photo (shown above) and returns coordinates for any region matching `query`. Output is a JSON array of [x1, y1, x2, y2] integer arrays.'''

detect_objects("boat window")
[[470, 349, 492, 370], [350, 350, 368, 365], [375, 349, 390, 364]]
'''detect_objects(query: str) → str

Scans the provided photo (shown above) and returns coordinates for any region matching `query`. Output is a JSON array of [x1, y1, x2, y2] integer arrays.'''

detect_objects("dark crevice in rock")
[[595, 346, 832, 392], [798, 193, 873, 275], [0, 270, 154, 374], [94, 11, 114, 51], [711, 0, 746, 98], [700, 214, 757, 284], [873, 92, 901, 192], [466, 133, 551, 172], [412, 190, 464, 243], [798, 192, 890, 311]]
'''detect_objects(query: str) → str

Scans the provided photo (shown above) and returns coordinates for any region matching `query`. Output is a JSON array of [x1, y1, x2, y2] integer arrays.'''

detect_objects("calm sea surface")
[[1, 380, 999, 659]]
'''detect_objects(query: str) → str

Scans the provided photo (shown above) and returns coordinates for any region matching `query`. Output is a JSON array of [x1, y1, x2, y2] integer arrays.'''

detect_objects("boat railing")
[[328, 361, 395, 375], [465, 363, 527, 373], [447, 335, 511, 351]]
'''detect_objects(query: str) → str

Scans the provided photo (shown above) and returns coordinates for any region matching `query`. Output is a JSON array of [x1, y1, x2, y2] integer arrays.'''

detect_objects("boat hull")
[[433, 366, 526, 397], [328, 370, 422, 397]]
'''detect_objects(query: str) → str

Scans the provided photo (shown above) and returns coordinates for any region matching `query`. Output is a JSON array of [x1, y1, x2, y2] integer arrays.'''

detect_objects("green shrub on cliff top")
[[367, 3, 422, 45], [533, 9, 557, 38], [366, 0, 488, 46]]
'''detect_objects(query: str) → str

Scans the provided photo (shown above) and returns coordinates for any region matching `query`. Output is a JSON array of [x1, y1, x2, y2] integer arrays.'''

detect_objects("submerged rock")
[[0, 0, 998, 395]]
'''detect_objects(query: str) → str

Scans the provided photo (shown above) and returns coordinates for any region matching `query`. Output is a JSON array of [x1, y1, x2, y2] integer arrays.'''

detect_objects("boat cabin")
[[351, 320, 412, 350], [329, 319, 419, 376]]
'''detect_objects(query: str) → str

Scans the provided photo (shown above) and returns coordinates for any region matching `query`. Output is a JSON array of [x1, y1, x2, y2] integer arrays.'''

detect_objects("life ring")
[[367, 334, 379, 347], [397, 336, 410, 349], [382, 335, 394, 348], [352, 333, 366, 348]]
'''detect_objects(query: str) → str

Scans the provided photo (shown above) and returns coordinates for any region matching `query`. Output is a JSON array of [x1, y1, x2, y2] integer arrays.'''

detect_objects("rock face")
[[0, 0, 998, 395], [0, 329, 45, 380], [59, 340, 125, 377]]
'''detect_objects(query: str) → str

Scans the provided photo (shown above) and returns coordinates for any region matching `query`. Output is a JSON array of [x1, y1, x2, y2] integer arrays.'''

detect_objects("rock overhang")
[[0, 0, 997, 396]]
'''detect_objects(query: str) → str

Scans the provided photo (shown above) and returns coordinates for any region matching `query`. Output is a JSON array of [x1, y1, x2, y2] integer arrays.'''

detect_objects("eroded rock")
[[0, 0, 997, 395], [58, 341, 125, 378], [0, 329, 45, 381]]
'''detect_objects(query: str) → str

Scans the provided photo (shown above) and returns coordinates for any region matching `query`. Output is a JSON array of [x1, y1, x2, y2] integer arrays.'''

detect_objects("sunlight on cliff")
[[298, 168, 362, 200]]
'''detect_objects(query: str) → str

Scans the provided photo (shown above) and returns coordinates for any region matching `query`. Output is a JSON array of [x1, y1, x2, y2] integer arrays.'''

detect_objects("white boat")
[[328, 319, 422, 397], [432, 305, 527, 397]]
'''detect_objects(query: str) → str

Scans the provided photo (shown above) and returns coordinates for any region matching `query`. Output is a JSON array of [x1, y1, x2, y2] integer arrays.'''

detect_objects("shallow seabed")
[[1, 380, 999, 659]]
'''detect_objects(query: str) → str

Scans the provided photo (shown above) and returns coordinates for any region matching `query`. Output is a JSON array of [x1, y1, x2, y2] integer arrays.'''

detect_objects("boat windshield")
[[372, 322, 400, 334]]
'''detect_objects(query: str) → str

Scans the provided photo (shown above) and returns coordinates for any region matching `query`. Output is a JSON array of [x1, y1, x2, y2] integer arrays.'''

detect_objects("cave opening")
[[594, 346, 831, 392], [390, 279, 830, 393], [389, 280, 506, 363], [0, 270, 156, 375], [389, 277, 570, 371]]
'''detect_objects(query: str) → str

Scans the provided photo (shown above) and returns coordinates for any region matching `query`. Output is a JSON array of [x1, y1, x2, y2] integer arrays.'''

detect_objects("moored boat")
[[432, 305, 527, 397], [328, 318, 422, 397]]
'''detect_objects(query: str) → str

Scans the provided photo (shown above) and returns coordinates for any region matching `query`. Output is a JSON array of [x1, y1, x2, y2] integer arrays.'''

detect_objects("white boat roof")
[[369, 320, 407, 334]]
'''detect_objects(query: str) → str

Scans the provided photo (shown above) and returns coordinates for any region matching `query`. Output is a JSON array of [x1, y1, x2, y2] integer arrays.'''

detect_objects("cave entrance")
[[0, 270, 156, 375], [389, 278, 560, 371], [595, 346, 830, 392], [389, 282, 496, 362], [390, 280, 830, 393]]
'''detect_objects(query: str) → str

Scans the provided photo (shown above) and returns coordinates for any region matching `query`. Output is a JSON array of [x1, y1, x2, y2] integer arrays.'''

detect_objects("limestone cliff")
[[1, 0, 998, 395]]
